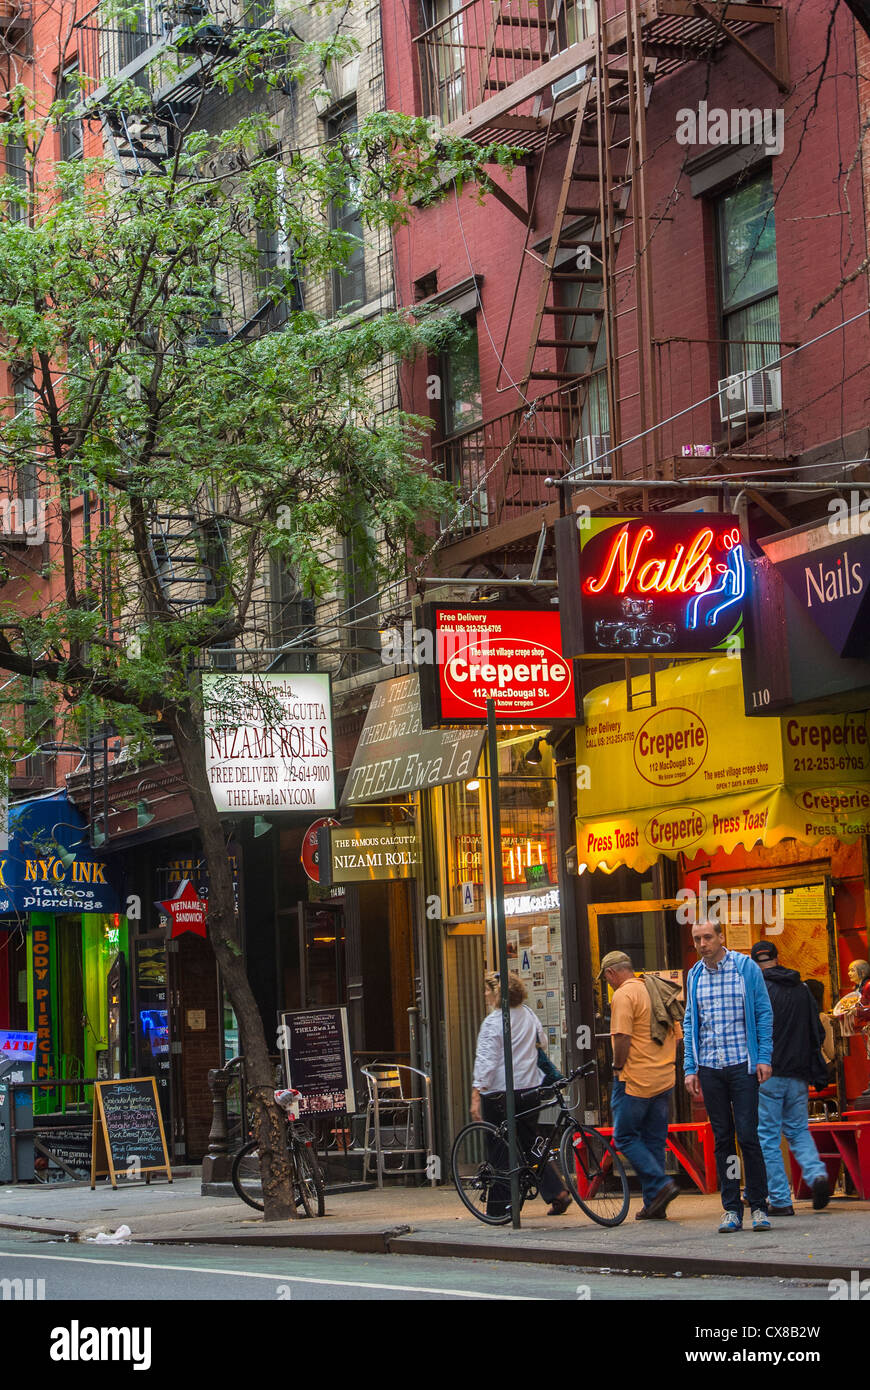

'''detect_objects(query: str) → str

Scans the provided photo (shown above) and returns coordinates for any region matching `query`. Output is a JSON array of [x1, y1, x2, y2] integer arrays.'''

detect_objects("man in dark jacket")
[[752, 941, 830, 1215]]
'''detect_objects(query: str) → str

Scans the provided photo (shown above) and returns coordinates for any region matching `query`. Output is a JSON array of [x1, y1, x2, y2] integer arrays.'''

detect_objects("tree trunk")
[[165, 704, 297, 1220]]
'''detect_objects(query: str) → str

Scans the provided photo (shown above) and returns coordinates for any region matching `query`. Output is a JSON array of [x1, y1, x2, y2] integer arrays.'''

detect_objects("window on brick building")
[[329, 105, 367, 313], [341, 518, 381, 674], [59, 64, 84, 162], [441, 319, 483, 437], [439, 317, 486, 529], [3, 135, 27, 221], [420, 0, 466, 123], [13, 370, 38, 500], [716, 170, 780, 376]]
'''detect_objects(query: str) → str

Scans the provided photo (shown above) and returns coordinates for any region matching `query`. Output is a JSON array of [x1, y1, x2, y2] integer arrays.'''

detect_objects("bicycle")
[[231, 1088, 326, 1217], [451, 1064, 630, 1227]]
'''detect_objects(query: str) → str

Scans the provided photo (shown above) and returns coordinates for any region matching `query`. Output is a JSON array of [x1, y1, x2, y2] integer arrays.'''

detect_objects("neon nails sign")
[[584, 523, 717, 597], [562, 513, 748, 658], [686, 530, 746, 630]]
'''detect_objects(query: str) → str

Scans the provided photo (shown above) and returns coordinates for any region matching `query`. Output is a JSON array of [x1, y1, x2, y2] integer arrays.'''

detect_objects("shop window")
[[329, 105, 367, 314], [715, 170, 780, 376], [443, 728, 565, 1071]]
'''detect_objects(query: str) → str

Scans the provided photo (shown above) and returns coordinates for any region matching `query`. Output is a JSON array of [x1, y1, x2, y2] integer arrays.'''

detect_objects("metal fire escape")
[[416, 0, 790, 527]]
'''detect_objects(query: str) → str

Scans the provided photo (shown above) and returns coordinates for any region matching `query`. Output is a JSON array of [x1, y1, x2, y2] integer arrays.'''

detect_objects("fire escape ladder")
[[595, 0, 656, 482]]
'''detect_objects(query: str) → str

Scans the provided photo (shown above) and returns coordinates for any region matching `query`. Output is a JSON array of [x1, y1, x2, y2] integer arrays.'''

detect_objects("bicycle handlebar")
[[547, 1062, 595, 1092]]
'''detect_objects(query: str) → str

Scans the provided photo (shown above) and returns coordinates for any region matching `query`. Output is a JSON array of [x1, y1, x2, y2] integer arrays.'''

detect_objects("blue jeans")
[[611, 1079, 672, 1206], [758, 1074, 826, 1206], [698, 1064, 767, 1214]]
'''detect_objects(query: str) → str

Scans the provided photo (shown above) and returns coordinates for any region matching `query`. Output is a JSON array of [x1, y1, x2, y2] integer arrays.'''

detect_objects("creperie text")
[[446, 655, 567, 688]]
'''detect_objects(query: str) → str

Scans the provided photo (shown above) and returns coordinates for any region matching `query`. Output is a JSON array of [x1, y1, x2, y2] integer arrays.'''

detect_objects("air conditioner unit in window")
[[573, 433, 612, 480], [718, 366, 781, 424], [552, 64, 588, 100]]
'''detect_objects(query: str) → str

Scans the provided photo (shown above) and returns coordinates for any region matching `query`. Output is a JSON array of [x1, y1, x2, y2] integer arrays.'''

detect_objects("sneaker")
[[718, 1211, 742, 1233], [768, 1204, 795, 1215], [811, 1176, 830, 1211], [751, 1208, 772, 1231]]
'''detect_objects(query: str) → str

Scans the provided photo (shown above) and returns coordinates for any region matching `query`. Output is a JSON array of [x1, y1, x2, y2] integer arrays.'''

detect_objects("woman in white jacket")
[[469, 971, 571, 1217]]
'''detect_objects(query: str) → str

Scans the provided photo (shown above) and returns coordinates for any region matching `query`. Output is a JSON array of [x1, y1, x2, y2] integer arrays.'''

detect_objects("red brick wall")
[[177, 934, 221, 1161], [384, 0, 870, 479]]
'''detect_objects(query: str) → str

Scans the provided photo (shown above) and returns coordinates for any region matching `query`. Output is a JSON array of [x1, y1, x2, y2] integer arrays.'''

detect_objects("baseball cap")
[[750, 940, 779, 964], [597, 950, 633, 979]]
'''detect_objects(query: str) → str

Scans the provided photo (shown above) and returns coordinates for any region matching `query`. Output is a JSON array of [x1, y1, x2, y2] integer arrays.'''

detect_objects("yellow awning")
[[576, 657, 870, 872]]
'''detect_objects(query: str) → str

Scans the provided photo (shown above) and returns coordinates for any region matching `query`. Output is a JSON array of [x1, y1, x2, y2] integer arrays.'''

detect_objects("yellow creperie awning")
[[576, 657, 870, 873]]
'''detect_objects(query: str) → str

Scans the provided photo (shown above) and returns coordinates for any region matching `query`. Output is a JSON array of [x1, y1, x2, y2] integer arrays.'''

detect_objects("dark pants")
[[698, 1064, 768, 1214], [481, 1090, 565, 1215], [611, 1080, 672, 1207]]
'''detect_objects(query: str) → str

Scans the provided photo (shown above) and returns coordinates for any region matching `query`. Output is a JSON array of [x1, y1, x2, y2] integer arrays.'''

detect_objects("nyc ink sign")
[[555, 514, 746, 659]]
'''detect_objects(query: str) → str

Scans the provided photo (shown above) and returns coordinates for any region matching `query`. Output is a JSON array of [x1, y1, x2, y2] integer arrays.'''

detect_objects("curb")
[[387, 1232, 862, 1282], [146, 1225, 413, 1254], [138, 1225, 866, 1282]]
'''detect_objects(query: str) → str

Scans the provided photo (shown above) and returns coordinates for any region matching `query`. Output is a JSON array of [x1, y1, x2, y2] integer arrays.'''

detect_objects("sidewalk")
[[1, 1176, 867, 1281]]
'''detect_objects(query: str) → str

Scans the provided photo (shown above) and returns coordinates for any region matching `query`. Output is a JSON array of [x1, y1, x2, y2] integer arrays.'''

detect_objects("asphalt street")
[[0, 1234, 837, 1301]]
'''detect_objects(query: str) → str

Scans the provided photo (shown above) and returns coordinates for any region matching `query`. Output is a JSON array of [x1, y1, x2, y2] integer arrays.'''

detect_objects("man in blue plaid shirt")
[[683, 920, 774, 1232]]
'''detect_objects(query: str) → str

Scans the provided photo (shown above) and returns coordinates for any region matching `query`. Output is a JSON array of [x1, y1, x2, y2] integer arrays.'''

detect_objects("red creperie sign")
[[422, 607, 578, 725]]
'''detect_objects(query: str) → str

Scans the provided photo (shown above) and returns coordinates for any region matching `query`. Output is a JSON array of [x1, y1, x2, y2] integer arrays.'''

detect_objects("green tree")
[[0, 24, 516, 1217]]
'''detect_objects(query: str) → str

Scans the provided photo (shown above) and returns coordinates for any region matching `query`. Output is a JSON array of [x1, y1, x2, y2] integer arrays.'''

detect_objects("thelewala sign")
[[203, 673, 336, 813], [420, 606, 579, 726], [555, 513, 746, 658]]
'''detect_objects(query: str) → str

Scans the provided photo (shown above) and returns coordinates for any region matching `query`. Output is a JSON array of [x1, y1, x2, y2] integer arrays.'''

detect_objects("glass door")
[[587, 898, 686, 1121]]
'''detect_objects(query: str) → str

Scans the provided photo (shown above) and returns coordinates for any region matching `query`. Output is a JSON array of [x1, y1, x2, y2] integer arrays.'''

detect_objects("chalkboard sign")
[[91, 1077, 172, 1188], [278, 1008, 353, 1115]]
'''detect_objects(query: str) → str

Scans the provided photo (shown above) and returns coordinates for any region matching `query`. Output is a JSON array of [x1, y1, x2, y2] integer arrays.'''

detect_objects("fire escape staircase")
[[491, 2, 657, 501], [418, 0, 792, 546]]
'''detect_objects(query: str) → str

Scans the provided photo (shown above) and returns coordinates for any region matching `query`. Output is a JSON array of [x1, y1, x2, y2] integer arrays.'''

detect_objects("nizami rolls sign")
[[421, 606, 578, 725], [555, 513, 746, 659], [203, 673, 336, 813]]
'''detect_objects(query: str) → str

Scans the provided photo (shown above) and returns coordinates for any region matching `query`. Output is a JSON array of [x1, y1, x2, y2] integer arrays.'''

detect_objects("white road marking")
[[0, 1248, 537, 1299]]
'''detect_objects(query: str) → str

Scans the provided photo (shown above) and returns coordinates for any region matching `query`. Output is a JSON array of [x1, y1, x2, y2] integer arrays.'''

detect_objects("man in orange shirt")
[[602, 950, 682, 1221]]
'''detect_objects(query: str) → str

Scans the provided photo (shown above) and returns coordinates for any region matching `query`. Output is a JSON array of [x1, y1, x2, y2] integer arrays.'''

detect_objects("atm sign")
[[0, 1029, 38, 1063]]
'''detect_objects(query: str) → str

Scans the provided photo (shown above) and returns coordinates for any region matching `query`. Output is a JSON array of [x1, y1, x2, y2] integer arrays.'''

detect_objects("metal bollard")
[[201, 1065, 234, 1186]]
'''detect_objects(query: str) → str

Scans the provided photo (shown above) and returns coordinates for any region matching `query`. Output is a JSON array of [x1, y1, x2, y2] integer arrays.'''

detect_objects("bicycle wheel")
[[451, 1121, 515, 1226], [291, 1132, 326, 1218], [560, 1123, 630, 1227], [231, 1138, 265, 1212], [232, 1136, 325, 1216]]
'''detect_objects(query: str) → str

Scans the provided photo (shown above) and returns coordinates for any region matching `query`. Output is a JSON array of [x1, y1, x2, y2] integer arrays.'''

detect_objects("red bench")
[[598, 1120, 717, 1194], [787, 1118, 870, 1200]]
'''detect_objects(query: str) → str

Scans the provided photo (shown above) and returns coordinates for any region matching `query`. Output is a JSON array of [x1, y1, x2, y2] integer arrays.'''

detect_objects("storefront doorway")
[[587, 898, 686, 1121]]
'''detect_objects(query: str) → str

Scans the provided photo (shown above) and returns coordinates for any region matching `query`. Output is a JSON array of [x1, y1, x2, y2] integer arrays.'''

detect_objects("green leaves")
[[0, 30, 515, 738]]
